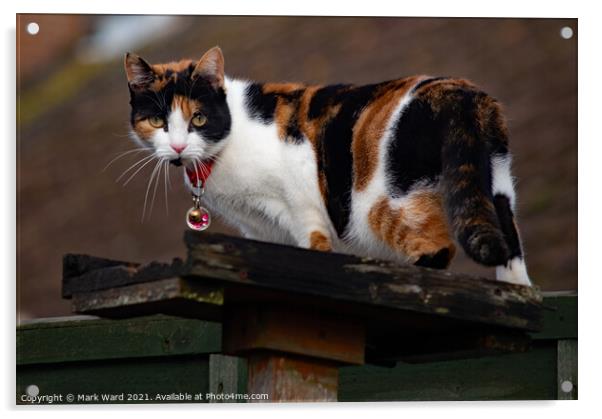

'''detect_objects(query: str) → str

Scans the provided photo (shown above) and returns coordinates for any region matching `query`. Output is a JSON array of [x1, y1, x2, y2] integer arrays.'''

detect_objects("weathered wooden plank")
[[63, 255, 186, 298], [70, 277, 223, 320], [184, 232, 543, 331], [62, 233, 542, 332], [17, 315, 221, 365], [557, 339, 578, 400], [63, 254, 140, 280], [208, 354, 247, 403]]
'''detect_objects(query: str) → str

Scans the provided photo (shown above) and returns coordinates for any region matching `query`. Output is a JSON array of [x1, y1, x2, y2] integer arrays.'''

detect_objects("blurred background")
[[16, 15, 577, 320]]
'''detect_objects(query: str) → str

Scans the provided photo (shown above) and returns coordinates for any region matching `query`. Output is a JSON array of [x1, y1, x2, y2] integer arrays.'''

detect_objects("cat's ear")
[[192, 46, 225, 90], [124, 53, 155, 90]]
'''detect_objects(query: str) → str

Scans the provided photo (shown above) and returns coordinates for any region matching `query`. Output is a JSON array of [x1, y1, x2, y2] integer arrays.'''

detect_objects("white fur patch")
[[491, 154, 516, 209], [199, 77, 336, 249], [496, 257, 532, 286], [167, 107, 189, 153], [344, 91, 416, 262]]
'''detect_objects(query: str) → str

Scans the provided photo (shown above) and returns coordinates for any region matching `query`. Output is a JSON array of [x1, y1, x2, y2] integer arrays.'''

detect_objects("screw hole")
[[26, 384, 39, 397], [561, 380, 573, 393], [26, 22, 40, 35], [560, 26, 573, 40]]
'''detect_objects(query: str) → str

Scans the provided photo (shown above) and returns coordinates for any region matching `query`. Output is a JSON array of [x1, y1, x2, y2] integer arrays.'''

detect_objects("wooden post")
[[222, 304, 365, 402], [208, 354, 246, 403], [247, 353, 338, 402], [557, 339, 578, 400]]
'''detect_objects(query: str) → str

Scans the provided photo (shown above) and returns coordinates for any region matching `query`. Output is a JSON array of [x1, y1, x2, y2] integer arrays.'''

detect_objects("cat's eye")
[[191, 114, 207, 128], [148, 116, 165, 128]]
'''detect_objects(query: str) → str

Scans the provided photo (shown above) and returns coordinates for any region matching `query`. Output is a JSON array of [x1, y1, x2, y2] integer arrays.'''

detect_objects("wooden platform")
[[61, 232, 543, 401]]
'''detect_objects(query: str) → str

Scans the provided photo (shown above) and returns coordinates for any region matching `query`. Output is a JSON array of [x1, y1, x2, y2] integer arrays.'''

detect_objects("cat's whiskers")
[[111, 131, 135, 138], [103, 148, 149, 172], [149, 158, 165, 220], [142, 158, 165, 221], [163, 160, 169, 215], [165, 159, 173, 191], [120, 154, 156, 186]]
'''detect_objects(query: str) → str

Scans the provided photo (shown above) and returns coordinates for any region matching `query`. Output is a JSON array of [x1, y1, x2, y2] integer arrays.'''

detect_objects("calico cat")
[[124, 46, 532, 286]]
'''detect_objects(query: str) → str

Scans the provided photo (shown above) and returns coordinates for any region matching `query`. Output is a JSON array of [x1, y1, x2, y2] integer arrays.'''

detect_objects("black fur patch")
[[244, 83, 277, 123], [493, 193, 523, 259], [244, 84, 306, 144], [387, 98, 443, 195], [316, 83, 380, 237], [307, 84, 351, 120], [285, 119, 304, 144], [414, 247, 451, 269], [281, 89, 305, 144], [129, 88, 167, 123]]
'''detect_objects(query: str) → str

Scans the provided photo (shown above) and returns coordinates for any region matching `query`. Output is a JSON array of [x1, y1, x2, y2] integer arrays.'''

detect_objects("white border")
[[3, 0, 600, 417]]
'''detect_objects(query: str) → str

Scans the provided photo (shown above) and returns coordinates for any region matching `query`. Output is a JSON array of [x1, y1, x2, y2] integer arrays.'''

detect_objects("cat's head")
[[124, 46, 231, 167]]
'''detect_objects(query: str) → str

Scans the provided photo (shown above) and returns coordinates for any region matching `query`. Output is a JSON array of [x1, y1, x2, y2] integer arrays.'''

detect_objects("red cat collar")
[[185, 159, 214, 231], [185, 159, 215, 188]]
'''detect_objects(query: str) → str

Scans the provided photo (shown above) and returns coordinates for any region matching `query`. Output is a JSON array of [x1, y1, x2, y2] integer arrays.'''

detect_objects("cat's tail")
[[440, 92, 513, 267]]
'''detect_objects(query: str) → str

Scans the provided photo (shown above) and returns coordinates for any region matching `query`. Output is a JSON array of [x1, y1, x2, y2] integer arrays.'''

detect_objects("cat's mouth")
[[170, 158, 211, 176]]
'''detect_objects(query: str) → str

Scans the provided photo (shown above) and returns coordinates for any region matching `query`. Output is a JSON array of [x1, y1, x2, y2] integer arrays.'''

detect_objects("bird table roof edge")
[[62, 231, 543, 366]]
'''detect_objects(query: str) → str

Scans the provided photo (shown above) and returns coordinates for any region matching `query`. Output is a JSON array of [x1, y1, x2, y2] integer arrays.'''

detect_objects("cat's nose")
[[170, 144, 187, 154]]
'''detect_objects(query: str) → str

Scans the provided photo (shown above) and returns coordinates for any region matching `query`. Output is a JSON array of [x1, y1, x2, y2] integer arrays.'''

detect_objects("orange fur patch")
[[297, 85, 322, 142], [368, 192, 455, 265], [351, 77, 419, 192], [274, 98, 296, 140], [172, 95, 199, 120], [309, 231, 332, 252], [263, 82, 305, 94], [133, 119, 157, 141], [152, 60, 195, 76], [260, 83, 305, 141], [146, 60, 195, 91]]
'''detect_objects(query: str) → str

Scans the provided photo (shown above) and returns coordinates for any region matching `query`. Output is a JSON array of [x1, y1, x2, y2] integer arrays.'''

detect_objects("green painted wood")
[[338, 342, 557, 401], [17, 315, 221, 365], [531, 295, 577, 340], [557, 339, 577, 400], [17, 356, 210, 404], [208, 354, 248, 403], [15, 295, 576, 402]]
